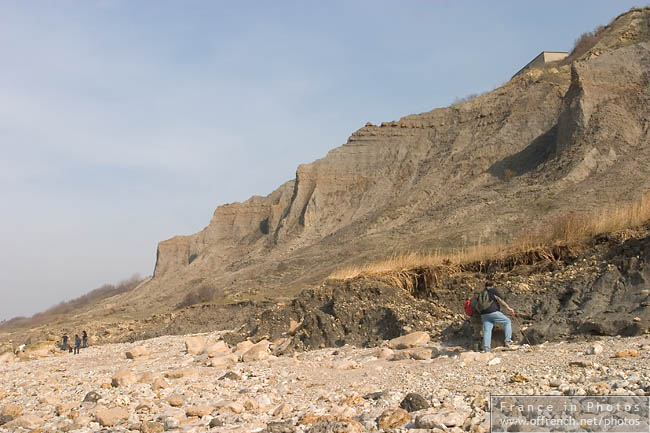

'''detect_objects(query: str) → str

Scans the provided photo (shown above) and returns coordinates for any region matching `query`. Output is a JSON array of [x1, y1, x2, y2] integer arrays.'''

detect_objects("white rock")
[[587, 344, 603, 355], [125, 345, 150, 359], [488, 357, 501, 366], [388, 332, 430, 349], [241, 340, 271, 362], [210, 354, 238, 368], [185, 336, 207, 355], [205, 340, 229, 358]]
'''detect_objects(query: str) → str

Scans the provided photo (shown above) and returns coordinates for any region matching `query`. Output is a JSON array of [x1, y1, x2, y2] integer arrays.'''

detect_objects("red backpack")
[[464, 299, 473, 316]]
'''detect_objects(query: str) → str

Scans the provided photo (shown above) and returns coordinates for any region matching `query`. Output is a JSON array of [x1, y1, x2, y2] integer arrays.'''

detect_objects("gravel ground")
[[1, 331, 650, 432]]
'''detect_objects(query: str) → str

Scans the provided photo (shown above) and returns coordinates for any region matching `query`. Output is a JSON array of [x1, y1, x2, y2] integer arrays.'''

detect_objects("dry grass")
[[329, 193, 650, 283], [527, 193, 650, 244], [567, 25, 606, 61]]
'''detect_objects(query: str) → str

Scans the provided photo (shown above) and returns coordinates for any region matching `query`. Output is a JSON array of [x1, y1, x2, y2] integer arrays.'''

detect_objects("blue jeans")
[[482, 311, 512, 352]]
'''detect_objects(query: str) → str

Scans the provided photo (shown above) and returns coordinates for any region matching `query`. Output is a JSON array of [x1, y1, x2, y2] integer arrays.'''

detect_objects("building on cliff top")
[[513, 51, 568, 77]]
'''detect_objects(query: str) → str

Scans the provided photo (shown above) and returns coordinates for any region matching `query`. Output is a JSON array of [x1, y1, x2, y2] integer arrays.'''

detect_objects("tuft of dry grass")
[[329, 193, 650, 283]]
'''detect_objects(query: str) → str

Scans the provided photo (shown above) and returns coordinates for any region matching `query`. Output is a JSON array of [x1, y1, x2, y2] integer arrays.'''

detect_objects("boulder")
[[126, 345, 150, 359], [374, 347, 394, 359], [111, 369, 138, 387], [152, 377, 169, 390], [219, 371, 241, 380], [400, 393, 429, 412], [83, 391, 102, 403], [56, 402, 77, 417], [76, 415, 92, 426], [407, 347, 434, 360], [272, 402, 291, 417], [210, 418, 225, 428], [141, 420, 164, 433], [335, 360, 361, 370], [510, 372, 529, 383], [377, 408, 410, 429], [166, 395, 184, 407], [135, 401, 156, 414], [165, 368, 199, 379], [139, 371, 154, 383], [388, 332, 430, 349], [2, 414, 44, 429], [211, 354, 238, 368], [95, 406, 129, 427], [220, 401, 245, 414], [363, 391, 388, 401], [306, 419, 363, 433], [344, 393, 365, 407], [1, 404, 22, 418], [389, 350, 412, 361], [267, 421, 296, 433], [205, 340, 229, 358], [163, 416, 179, 430], [488, 357, 501, 366], [242, 340, 271, 362], [186, 405, 214, 417], [234, 340, 255, 356], [184, 336, 207, 355], [615, 349, 639, 358], [459, 351, 494, 364], [23, 340, 55, 358], [271, 337, 292, 355], [415, 414, 440, 429], [416, 409, 468, 428]]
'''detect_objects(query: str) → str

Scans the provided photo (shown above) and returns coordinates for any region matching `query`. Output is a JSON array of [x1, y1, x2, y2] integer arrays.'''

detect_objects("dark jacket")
[[481, 288, 504, 314], [74, 336, 81, 347]]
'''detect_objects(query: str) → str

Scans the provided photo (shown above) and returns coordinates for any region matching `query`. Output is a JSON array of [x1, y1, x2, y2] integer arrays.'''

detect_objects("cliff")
[[111, 7, 650, 315]]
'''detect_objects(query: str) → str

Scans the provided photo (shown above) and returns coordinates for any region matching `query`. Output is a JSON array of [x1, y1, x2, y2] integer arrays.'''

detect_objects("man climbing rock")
[[474, 281, 516, 352]]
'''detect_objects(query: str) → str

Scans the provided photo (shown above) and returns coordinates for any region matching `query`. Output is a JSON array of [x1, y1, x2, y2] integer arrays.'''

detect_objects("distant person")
[[478, 281, 516, 352], [74, 334, 81, 355], [62, 335, 69, 351], [82, 331, 88, 348]]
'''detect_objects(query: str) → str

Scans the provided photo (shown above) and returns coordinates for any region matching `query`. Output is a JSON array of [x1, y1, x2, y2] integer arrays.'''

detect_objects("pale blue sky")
[[0, 1, 646, 321]]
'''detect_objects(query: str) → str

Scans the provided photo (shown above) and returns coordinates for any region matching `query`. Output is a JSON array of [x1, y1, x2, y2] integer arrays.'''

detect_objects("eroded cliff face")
[[153, 180, 295, 278], [121, 7, 650, 314]]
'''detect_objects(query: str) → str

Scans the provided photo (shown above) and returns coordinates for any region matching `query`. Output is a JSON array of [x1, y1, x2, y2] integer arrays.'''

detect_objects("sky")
[[0, 0, 647, 321]]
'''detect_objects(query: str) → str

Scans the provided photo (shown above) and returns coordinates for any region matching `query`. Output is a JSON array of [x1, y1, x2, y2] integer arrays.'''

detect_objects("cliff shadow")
[[488, 125, 557, 180]]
